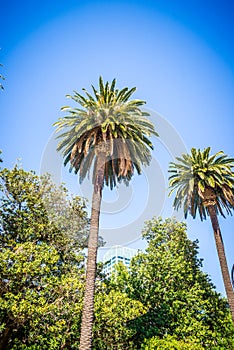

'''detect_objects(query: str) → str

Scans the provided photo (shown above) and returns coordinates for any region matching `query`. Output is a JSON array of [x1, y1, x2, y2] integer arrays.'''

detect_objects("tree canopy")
[[107, 217, 234, 349], [1, 166, 233, 349], [0, 166, 89, 349]]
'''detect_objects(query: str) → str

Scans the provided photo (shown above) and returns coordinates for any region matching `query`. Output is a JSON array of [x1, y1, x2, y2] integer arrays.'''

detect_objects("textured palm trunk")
[[0, 325, 12, 350], [79, 153, 105, 350], [207, 205, 234, 323]]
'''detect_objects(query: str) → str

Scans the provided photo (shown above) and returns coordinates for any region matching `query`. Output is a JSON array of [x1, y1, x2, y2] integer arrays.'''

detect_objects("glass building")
[[102, 245, 137, 277]]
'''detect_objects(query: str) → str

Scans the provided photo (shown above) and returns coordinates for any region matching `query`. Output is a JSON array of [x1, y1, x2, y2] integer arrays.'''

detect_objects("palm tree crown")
[[169, 147, 234, 220], [54, 77, 158, 189]]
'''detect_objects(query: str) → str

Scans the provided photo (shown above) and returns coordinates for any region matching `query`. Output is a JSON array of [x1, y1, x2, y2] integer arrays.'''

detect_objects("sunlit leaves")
[[106, 218, 234, 348], [0, 166, 89, 348], [93, 290, 146, 350], [141, 335, 204, 350]]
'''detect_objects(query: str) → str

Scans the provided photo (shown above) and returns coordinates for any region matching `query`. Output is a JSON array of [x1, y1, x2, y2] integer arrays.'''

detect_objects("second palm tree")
[[169, 147, 234, 322]]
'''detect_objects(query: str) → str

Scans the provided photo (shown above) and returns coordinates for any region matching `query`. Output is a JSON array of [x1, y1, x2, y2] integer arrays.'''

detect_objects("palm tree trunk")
[[207, 205, 234, 322], [0, 325, 12, 350], [79, 153, 105, 350]]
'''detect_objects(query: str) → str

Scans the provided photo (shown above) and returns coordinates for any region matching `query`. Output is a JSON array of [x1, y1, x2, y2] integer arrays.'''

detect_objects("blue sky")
[[1, 0, 234, 295]]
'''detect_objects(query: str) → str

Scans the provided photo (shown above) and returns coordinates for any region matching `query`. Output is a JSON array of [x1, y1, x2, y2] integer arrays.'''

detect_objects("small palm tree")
[[168, 147, 234, 322], [54, 77, 158, 349]]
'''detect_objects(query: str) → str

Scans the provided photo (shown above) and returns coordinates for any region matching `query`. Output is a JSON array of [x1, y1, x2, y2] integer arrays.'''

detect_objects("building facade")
[[102, 245, 137, 277]]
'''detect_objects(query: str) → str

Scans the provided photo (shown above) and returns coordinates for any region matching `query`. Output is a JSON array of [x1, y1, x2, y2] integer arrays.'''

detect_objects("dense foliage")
[[107, 218, 234, 349], [1, 167, 233, 349], [0, 167, 89, 349], [141, 335, 204, 350], [93, 290, 146, 350]]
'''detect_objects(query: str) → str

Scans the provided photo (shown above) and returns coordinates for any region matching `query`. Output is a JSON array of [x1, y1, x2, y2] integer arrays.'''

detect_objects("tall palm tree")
[[168, 147, 234, 322], [54, 77, 158, 349]]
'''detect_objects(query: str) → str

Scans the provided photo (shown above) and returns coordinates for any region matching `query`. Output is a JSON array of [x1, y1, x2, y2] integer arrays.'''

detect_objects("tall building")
[[102, 245, 137, 277]]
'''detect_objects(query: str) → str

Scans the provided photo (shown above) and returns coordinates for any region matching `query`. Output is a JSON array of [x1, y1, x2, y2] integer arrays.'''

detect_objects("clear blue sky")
[[1, 0, 234, 295]]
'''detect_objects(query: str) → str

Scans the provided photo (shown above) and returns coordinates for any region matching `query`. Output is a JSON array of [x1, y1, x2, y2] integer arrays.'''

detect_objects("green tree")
[[168, 147, 234, 322], [0, 167, 89, 254], [108, 218, 234, 349], [53, 77, 157, 349], [93, 290, 146, 350], [0, 166, 89, 349], [40, 173, 91, 249], [141, 335, 204, 350]]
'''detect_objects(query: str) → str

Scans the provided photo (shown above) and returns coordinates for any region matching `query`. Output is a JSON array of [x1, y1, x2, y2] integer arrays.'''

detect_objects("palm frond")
[[169, 147, 234, 219], [53, 77, 157, 188]]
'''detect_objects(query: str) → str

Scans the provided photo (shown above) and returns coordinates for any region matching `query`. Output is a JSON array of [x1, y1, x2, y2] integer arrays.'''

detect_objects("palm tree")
[[168, 147, 234, 322], [54, 77, 158, 349]]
